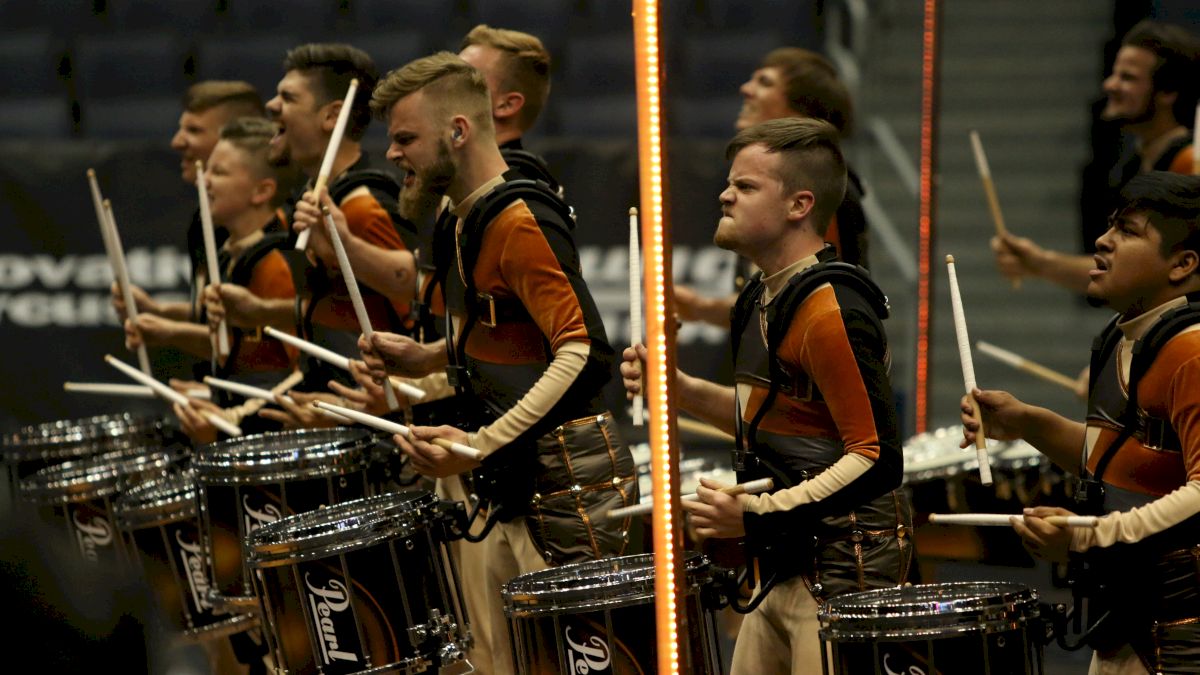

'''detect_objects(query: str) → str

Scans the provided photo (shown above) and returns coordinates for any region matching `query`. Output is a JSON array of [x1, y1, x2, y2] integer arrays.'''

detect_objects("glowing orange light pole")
[[632, 1, 683, 672], [915, 0, 941, 434]]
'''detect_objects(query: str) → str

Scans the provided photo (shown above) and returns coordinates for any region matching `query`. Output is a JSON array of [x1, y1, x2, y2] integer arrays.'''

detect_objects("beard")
[[399, 140, 454, 223]]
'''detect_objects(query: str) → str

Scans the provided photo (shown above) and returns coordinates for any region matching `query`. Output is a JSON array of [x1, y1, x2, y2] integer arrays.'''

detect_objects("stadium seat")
[[0, 97, 73, 139], [73, 32, 186, 100], [194, 35, 299, 99], [561, 33, 636, 96], [0, 32, 66, 97], [557, 94, 637, 139], [83, 95, 180, 140]]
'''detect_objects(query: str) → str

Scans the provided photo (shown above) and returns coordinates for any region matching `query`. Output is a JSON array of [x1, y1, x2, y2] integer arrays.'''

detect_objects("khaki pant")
[[1089, 646, 1150, 675], [730, 576, 821, 675]]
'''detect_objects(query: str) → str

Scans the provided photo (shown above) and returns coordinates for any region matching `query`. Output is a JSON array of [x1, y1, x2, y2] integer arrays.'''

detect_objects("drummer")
[[621, 117, 913, 674], [962, 172, 1200, 674]]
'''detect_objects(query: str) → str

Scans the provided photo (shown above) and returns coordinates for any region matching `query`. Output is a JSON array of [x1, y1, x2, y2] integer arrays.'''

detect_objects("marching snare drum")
[[114, 470, 258, 641], [503, 552, 724, 675], [247, 491, 470, 675], [819, 581, 1045, 675], [193, 428, 380, 611], [19, 446, 181, 567]]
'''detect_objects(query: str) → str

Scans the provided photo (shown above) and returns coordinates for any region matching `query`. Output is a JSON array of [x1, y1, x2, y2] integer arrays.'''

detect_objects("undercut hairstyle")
[[181, 81, 263, 119], [218, 117, 296, 208], [1115, 172, 1200, 260], [283, 43, 379, 141], [1121, 20, 1200, 123], [761, 48, 854, 137], [370, 52, 494, 133], [461, 24, 552, 130], [726, 117, 847, 235]]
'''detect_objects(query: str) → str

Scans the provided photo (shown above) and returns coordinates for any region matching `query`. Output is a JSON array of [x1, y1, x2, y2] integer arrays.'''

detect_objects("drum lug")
[[407, 608, 459, 647]]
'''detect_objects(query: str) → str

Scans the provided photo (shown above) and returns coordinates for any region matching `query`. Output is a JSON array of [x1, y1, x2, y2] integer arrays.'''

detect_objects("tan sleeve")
[[400, 370, 454, 403], [466, 341, 588, 456], [1071, 480, 1200, 551], [741, 453, 873, 514]]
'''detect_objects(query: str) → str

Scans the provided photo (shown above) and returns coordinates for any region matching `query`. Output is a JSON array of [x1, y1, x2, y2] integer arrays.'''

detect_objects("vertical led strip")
[[915, 0, 941, 434], [632, 2, 682, 673]]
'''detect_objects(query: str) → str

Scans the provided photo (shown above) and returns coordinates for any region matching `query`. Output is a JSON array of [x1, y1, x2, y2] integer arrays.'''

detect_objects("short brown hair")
[[181, 80, 263, 118], [283, 43, 379, 141], [1121, 20, 1200, 123], [726, 117, 847, 235], [218, 117, 296, 207], [761, 48, 854, 136], [461, 24, 551, 130], [370, 51, 493, 132]]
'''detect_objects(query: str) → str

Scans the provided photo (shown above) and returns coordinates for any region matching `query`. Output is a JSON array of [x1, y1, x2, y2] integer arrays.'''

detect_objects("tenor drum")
[[247, 491, 470, 674], [503, 552, 724, 675], [114, 470, 258, 641], [819, 581, 1045, 675], [193, 428, 380, 611], [19, 446, 181, 567]]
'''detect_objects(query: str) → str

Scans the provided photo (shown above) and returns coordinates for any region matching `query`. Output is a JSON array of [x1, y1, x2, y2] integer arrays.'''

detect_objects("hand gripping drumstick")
[[969, 131, 1020, 290], [295, 78, 358, 250], [105, 354, 243, 436], [605, 477, 774, 520], [946, 255, 992, 485], [261, 326, 425, 401], [312, 400, 484, 461], [195, 160, 230, 357], [975, 341, 1079, 392], [203, 375, 352, 422], [89, 170, 152, 376], [629, 207, 644, 426], [929, 513, 1098, 528]]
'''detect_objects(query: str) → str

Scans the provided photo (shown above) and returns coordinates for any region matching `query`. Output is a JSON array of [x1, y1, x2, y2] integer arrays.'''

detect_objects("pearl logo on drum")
[[883, 652, 926, 675], [71, 511, 113, 561], [175, 530, 213, 613], [242, 495, 281, 533], [564, 624, 612, 673], [304, 573, 360, 665]]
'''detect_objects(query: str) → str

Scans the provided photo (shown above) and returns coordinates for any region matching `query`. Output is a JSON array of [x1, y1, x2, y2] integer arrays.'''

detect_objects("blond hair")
[[461, 24, 551, 130], [181, 80, 263, 118], [370, 51, 493, 132]]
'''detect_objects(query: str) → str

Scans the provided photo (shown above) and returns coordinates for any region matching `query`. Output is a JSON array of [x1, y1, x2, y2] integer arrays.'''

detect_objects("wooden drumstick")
[[64, 382, 155, 398], [104, 354, 243, 436], [295, 78, 358, 250], [312, 401, 483, 461], [677, 416, 734, 442], [929, 513, 1098, 528], [195, 160, 229, 357], [946, 255, 992, 485], [262, 326, 425, 400], [969, 130, 1020, 289], [1192, 103, 1199, 176], [629, 207, 644, 426], [89, 176, 152, 376], [976, 341, 1079, 392], [605, 477, 774, 520]]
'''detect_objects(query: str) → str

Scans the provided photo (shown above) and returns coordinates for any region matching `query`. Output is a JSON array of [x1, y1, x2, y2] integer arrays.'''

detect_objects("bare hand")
[[1074, 366, 1089, 401], [172, 398, 231, 446], [620, 344, 647, 399], [111, 281, 158, 321], [206, 283, 262, 329], [960, 388, 1027, 448], [393, 425, 481, 478], [294, 189, 352, 269], [991, 233, 1045, 282], [125, 313, 177, 349], [336, 363, 395, 416], [1010, 506, 1075, 563], [683, 477, 746, 539], [258, 389, 342, 429], [360, 332, 441, 378]]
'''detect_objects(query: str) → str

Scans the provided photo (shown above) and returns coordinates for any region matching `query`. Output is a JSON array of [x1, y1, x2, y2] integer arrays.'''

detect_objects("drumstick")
[[262, 326, 425, 401], [321, 206, 402, 411], [677, 416, 734, 442], [92, 188, 152, 376], [946, 255, 992, 486], [64, 382, 155, 398], [929, 513, 1098, 528], [629, 207, 644, 426], [195, 160, 230, 357], [969, 130, 1020, 289], [312, 401, 484, 461], [976, 341, 1079, 392], [203, 376, 296, 406], [105, 354, 243, 436], [295, 78, 358, 250], [1193, 103, 1199, 176], [605, 477, 774, 520]]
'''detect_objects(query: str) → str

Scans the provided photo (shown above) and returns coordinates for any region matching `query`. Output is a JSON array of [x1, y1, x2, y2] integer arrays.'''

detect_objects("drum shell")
[[192, 428, 379, 607], [503, 552, 723, 675], [818, 581, 1044, 675], [247, 492, 468, 674], [19, 446, 180, 567], [114, 472, 258, 641]]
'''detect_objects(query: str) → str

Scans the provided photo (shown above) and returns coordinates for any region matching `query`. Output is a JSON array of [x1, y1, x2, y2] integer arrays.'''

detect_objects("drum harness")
[[1050, 297, 1200, 653], [431, 177, 577, 543], [713, 250, 892, 614]]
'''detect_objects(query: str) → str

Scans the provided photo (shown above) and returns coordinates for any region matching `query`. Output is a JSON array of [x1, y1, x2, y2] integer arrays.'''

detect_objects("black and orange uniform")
[[1071, 296, 1200, 671], [432, 173, 636, 675], [216, 228, 297, 379], [726, 245, 912, 674]]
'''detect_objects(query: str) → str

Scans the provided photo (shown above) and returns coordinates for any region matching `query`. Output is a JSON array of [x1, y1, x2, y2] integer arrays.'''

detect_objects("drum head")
[[903, 427, 978, 482], [193, 428, 374, 484], [246, 490, 438, 567], [2, 413, 169, 464], [819, 581, 1039, 640], [503, 552, 709, 618], [114, 470, 198, 530], [19, 446, 181, 504]]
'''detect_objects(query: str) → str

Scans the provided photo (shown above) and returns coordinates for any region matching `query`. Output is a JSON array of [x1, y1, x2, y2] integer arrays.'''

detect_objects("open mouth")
[[402, 169, 416, 188], [1090, 255, 1109, 278]]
